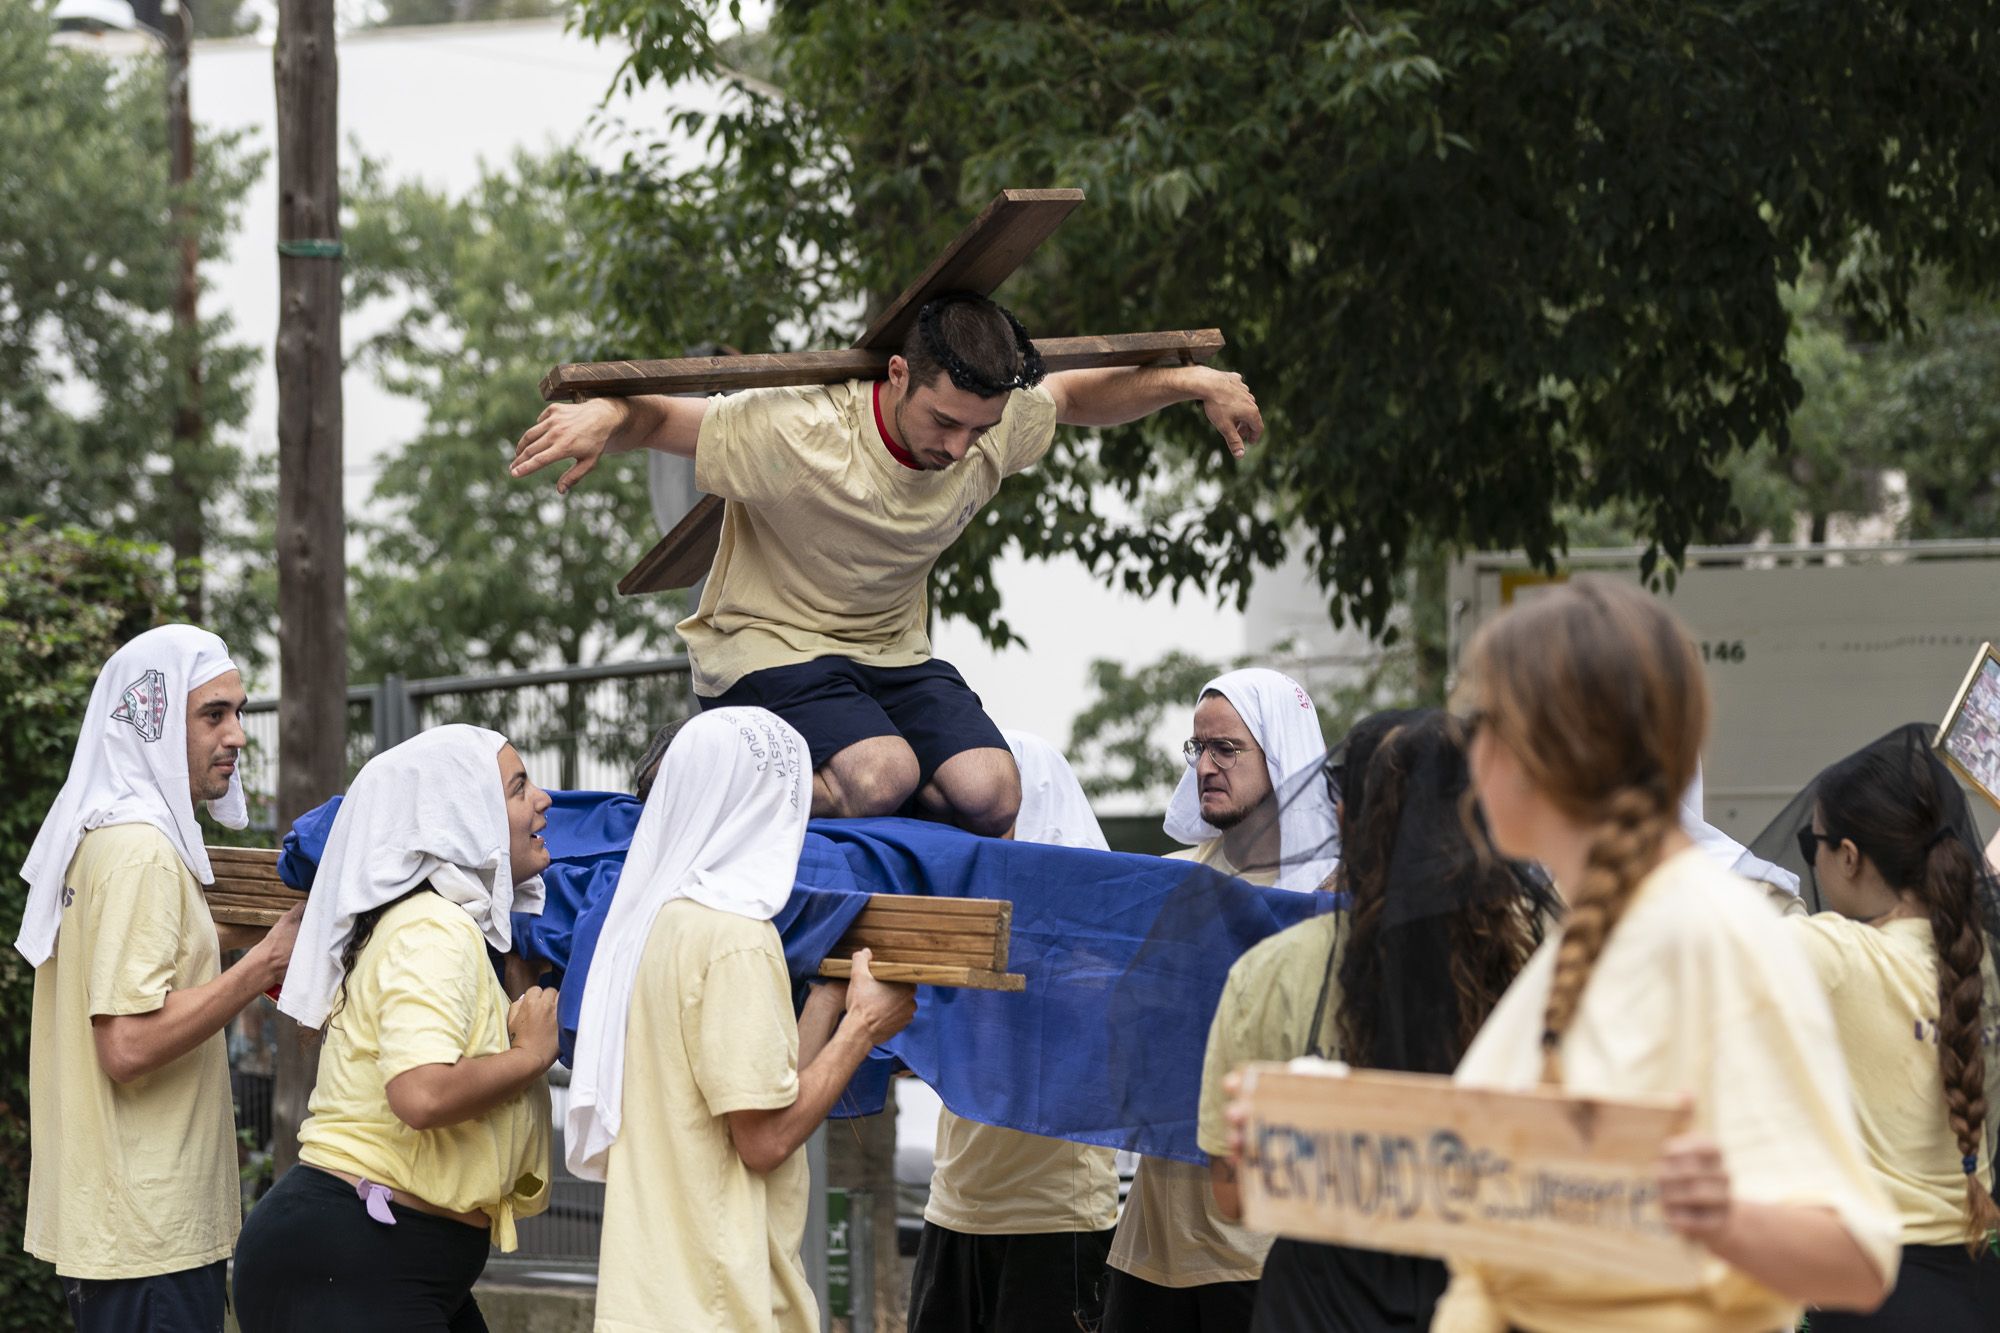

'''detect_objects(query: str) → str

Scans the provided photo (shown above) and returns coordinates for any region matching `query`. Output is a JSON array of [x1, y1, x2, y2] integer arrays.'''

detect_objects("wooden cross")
[[536, 188, 1226, 595]]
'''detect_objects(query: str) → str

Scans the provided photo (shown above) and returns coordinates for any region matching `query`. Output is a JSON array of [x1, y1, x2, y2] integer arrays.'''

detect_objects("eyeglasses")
[[1183, 738, 1261, 769], [1796, 828, 1843, 864]]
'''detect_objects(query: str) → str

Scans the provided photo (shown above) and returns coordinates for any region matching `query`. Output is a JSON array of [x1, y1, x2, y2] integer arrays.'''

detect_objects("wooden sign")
[[1236, 1063, 1702, 1285]]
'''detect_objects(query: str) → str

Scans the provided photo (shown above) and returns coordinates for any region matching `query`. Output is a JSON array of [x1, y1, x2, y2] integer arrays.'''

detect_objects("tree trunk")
[[271, 0, 345, 1180], [1410, 541, 1450, 707]]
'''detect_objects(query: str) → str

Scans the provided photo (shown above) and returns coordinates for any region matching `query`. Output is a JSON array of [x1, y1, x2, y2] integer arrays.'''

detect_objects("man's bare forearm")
[[93, 949, 280, 1083], [1048, 365, 1215, 428], [730, 1020, 883, 1171]]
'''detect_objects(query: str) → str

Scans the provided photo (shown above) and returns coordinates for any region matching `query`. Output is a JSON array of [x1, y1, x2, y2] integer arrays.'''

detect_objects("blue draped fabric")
[[280, 796, 1336, 1163]]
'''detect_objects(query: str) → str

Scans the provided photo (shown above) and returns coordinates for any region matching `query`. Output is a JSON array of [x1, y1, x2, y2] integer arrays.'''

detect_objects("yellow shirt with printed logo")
[[1791, 912, 2000, 1246], [298, 889, 550, 1251], [25, 823, 241, 1279], [680, 380, 1059, 697]]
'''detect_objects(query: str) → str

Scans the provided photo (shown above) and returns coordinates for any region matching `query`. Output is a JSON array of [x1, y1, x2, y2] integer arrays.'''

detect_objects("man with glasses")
[[512, 292, 1262, 839], [1102, 668, 1337, 1333]]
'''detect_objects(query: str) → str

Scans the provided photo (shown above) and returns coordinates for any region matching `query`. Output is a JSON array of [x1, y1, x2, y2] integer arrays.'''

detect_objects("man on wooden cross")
[[511, 292, 1262, 836]]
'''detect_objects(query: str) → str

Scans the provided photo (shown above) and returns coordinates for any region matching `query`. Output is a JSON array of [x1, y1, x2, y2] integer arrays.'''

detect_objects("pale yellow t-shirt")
[[24, 823, 241, 1279], [596, 899, 815, 1333], [1791, 912, 2000, 1246], [1196, 911, 1345, 1159], [925, 1111, 1119, 1236], [297, 890, 551, 1251], [680, 379, 1060, 697], [1109, 840, 1281, 1288], [1436, 848, 1901, 1333]]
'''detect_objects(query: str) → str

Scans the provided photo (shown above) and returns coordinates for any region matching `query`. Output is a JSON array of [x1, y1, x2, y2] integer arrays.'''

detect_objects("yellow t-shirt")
[[24, 823, 241, 1279], [1791, 912, 2000, 1246], [1109, 840, 1281, 1288], [1196, 911, 1344, 1159], [297, 890, 551, 1251], [595, 899, 815, 1333], [1436, 848, 1901, 1333], [925, 1111, 1119, 1236], [680, 379, 1060, 697]]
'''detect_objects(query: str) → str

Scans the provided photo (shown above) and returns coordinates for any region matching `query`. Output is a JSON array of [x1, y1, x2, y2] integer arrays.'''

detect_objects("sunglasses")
[[1795, 828, 1843, 864]]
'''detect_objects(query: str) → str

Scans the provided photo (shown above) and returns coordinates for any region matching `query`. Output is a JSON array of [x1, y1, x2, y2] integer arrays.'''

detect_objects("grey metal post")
[[804, 1124, 830, 1332]]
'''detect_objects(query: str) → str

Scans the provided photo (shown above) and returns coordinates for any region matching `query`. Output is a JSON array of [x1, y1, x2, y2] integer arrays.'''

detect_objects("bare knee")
[[926, 750, 1021, 838], [821, 741, 920, 818]]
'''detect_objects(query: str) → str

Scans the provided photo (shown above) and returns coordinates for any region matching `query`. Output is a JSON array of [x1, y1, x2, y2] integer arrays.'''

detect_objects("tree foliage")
[[342, 149, 685, 683], [0, 521, 174, 1331], [567, 0, 2000, 642], [0, 2, 264, 640]]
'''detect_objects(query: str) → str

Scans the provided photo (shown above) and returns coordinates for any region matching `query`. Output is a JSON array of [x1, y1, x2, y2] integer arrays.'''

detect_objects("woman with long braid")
[[1435, 576, 1898, 1332], [1781, 727, 2000, 1329]]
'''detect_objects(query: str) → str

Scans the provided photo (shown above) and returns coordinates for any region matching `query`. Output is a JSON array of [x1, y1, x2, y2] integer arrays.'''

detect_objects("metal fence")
[[236, 656, 698, 830]]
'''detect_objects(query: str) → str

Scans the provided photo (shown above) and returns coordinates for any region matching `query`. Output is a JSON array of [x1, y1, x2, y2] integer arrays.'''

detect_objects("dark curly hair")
[[1330, 710, 1548, 1074]]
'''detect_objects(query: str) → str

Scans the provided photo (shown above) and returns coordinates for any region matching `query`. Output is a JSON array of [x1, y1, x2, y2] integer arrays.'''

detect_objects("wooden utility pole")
[[164, 1, 204, 621], [271, 0, 345, 1178]]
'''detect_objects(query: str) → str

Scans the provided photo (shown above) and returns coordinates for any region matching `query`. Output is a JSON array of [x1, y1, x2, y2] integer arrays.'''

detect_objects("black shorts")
[[1809, 1240, 2000, 1333], [232, 1164, 490, 1333], [700, 656, 1006, 781], [63, 1260, 226, 1333], [1100, 1267, 1259, 1333], [908, 1222, 1116, 1333]]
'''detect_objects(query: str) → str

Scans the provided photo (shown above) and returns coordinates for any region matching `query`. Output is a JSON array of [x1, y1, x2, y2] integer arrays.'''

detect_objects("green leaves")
[[0, 520, 173, 1328], [341, 148, 687, 682], [563, 0, 2000, 643]]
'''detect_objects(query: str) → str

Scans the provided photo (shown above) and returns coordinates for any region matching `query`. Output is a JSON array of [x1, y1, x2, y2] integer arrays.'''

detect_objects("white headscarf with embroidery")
[[17, 625, 248, 967]]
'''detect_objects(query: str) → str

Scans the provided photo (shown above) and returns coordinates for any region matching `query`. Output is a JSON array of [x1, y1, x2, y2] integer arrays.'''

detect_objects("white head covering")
[[1163, 667, 1337, 893], [1005, 731, 1108, 852], [565, 707, 811, 1180], [16, 624, 248, 967], [1681, 766, 1800, 896], [278, 724, 547, 1030]]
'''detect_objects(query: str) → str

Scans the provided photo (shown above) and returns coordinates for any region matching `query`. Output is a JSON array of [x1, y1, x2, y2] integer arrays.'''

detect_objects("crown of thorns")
[[916, 292, 1046, 394]]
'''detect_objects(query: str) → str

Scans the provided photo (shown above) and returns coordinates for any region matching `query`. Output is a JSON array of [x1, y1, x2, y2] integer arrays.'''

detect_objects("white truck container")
[[1448, 541, 2000, 842]]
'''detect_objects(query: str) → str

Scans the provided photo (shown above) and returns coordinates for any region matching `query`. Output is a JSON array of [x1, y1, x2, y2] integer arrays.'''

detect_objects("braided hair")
[[1816, 738, 2000, 1249], [1458, 576, 1708, 1084]]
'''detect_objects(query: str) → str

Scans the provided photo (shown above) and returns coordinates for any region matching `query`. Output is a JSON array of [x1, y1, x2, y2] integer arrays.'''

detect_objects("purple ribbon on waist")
[[355, 1177, 398, 1226]]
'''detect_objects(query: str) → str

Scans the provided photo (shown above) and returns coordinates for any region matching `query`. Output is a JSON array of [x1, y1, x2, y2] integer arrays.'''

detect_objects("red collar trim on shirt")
[[873, 381, 923, 471]]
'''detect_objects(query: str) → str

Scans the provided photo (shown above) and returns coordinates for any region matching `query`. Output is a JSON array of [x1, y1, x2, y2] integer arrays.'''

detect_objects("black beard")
[[1204, 801, 1252, 830]]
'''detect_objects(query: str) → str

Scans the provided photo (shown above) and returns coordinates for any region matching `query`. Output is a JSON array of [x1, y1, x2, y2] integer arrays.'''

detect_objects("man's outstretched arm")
[[510, 394, 710, 495], [1046, 365, 1263, 457]]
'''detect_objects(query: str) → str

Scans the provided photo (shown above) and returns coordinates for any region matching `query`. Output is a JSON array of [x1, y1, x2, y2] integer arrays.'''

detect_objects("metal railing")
[[235, 655, 697, 830]]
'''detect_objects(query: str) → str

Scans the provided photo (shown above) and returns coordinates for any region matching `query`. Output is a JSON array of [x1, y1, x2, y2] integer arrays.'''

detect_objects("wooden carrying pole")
[[205, 849, 1026, 992], [272, 0, 346, 1180]]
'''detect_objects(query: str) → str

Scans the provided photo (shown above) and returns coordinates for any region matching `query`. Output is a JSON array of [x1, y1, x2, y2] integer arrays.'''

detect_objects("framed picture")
[[1935, 641, 2000, 813]]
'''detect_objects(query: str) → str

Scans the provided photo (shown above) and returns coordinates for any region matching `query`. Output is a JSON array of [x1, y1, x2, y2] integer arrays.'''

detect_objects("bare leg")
[[914, 747, 1021, 839], [813, 735, 922, 818]]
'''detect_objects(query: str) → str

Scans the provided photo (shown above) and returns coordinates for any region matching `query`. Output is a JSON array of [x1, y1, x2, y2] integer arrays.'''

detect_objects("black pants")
[[1099, 1267, 1258, 1333], [1809, 1241, 2000, 1332], [1249, 1238, 1446, 1333], [233, 1164, 491, 1333], [63, 1260, 227, 1333], [908, 1222, 1116, 1332]]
